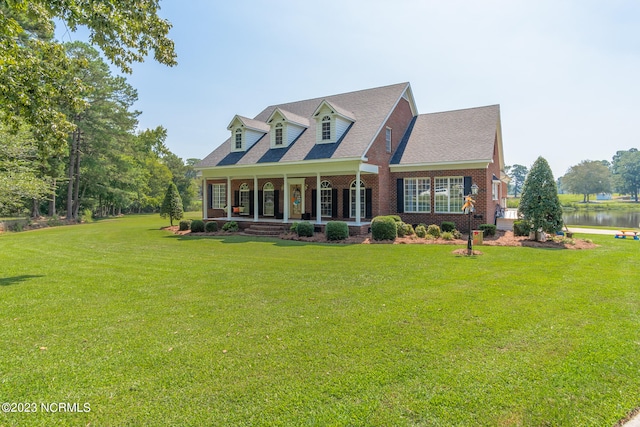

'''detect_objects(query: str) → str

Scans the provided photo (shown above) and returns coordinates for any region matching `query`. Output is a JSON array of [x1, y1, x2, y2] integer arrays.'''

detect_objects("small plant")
[[82, 208, 93, 223], [371, 216, 397, 241], [296, 221, 314, 237], [427, 224, 441, 238], [222, 221, 239, 232], [396, 221, 407, 237], [290, 222, 299, 233], [513, 220, 531, 237], [441, 221, 456, 233], [179, 220, 191, 231], [424, 233, 436, 241], [415, 224, 427, 238], [47, 216, 62, 227], [402, 222, 415, 236], [190, 219, 205, 233], [453, 229, 462, 239], [441, 231, 454, 240], [479, 224, 497, 237], [326, 221, 349, 241], [205, 221, 218, 232]]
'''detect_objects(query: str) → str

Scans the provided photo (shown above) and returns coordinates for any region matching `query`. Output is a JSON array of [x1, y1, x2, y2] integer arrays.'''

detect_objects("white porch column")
[[283, 174, 289, 223], [202, 179, 207, 219], [355, 169, 361, 225], [253, 176, 259, 222], [226, 176, 232, 220], [316, 173, 322, 224]]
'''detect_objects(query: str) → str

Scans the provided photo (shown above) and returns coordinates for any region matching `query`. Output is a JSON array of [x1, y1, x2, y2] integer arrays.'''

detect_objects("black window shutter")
[[249, 190, 254, 214], [331, 189, 338, 218], [396, 179, 404, 213], [207, 184, 213, 209], [464, 176, 472, 196], [365, 188, 372, 218], [342, 189, 350, 218], [258, 191, 263, 215], [311, 190, 317, 218], [234, 190, 239, 206], [274, 190, 280, 216]]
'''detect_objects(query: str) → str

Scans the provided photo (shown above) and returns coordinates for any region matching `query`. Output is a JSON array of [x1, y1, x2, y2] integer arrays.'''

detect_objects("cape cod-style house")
[[195, 82, 508, 234]]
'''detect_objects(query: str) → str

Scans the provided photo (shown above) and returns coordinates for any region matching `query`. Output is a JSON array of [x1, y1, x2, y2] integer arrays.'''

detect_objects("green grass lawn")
[[1, 215, 639, 426]]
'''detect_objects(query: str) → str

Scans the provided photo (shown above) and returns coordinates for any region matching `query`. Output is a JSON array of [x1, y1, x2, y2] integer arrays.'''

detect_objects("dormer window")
[[234, 128, 243, 150], [275, 123, 283, 146], [321, 116, 331, 141]]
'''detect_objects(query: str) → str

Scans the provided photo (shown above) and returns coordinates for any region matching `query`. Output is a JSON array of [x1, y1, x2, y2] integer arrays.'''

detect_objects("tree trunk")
[[31, 199, 40, 218], [66, 128, 77, 219], [73, 147, 81, 220], [49, 178, 56, 217]]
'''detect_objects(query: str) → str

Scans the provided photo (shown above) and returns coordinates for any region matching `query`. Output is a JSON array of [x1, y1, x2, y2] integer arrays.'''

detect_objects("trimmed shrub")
[[222, 221, 239, 232], [479, 224, 497, 237], [371, 216, 397, 241], [205, 221, 218, 232], [402, 222, 415, 236], [441, 221, 456, 233], [426, 224, 441, 238], [326, 221, 349, 241], [179, 220, 191, 231], [513, 220, 531, 237], [296, 221, 314, 237], [190, 219, 205, 233], [396, 221, 406, 237], [415, 224, 427, 238], [290, 222, 299, 233], [388, 215, 402, 223], [441, 231, 455, 240], [453, 229, 462, 239]]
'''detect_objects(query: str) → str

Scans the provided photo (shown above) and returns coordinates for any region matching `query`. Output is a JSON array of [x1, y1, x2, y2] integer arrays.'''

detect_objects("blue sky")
[[57, 0, 640, 178]]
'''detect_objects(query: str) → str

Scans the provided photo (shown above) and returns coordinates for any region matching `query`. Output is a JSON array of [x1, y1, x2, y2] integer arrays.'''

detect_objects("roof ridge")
[[420, 104, 500, 116]]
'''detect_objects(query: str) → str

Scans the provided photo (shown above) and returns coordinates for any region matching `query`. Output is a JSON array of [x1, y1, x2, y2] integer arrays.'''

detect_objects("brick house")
[[195, 82, 508, 234]]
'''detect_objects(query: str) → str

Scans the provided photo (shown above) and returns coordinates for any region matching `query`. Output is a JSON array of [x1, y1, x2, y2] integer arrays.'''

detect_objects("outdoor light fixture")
[[459, 182, 479, 255]]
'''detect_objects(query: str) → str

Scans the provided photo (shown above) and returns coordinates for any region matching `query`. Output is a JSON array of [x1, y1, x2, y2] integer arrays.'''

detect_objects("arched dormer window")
[[275, 123, 283, 146], [234, 128, 243, 150], [321, 116, 331, 141]]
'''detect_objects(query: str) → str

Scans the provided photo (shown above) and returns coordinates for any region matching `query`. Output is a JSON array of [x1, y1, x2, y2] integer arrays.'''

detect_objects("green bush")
[[396, 221, 407, 237], [205, 221, 218, 232], [179, 220, 191, 231], [453, 229, 462, 239], [388, 215, 402, 223], [415, 224, 427, 238], [222, 221, 239, 232], [513, 220, 531, 237], [371, 216, 397, 241], [296, 221, 314, 237], [326, 221, 349, 241], [401, 222, 415, 236], [290, 222, 299, 233], [441, 231, 454, 240], [427, 224, 441, 238], [82, 208, 93, 223], [441, 221, 456, 233], [190, 219, 205, 233], [479, 224, 496, 237]]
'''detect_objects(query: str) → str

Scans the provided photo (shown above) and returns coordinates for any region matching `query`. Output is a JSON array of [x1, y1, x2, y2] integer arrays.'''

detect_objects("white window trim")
[[233, 128, 243, 151], [211, 183, 226, 209], [385, 127, 392, 153], [434, 176, 464, 214], [349, 179, 366, 218], [404, 177, 431, 213], [320, 180, 332, 217]]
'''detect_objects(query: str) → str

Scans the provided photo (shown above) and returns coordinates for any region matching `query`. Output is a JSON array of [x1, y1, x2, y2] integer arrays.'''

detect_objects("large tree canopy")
[[561, 160, 612, 202], [506, 164, 528, 197], [612, 148, 640, 202], [0, 0, 176, 146], [518, 157, 564, 235]]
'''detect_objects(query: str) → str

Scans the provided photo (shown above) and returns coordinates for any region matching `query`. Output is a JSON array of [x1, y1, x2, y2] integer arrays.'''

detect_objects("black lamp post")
[[459, 183, 479, 255]]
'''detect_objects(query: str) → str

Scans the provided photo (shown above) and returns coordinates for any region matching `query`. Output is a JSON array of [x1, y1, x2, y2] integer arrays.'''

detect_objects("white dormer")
[[312, 100, 355, 144], [266, 108, 309, 149], [227, 115, 270, 152]]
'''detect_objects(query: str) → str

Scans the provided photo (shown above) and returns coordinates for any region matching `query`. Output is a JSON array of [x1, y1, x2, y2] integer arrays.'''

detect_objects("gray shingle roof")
[[392, 104, 500, 165], [197, 82, 410, 168]]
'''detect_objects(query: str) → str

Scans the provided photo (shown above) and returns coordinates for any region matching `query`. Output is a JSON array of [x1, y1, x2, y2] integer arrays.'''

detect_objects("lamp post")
[[459, 183, 479, 256]]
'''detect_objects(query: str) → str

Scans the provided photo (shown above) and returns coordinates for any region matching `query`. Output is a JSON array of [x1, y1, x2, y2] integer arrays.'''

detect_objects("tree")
[[612, 149, 640, 202], [506, 164, 528, 197], [1, 0, 176, 147], [0, 124, 49, 215], [163, 152, 198, 211], [518, 157, 563, 236], [561, 160, 612, 202], [160, 182, 183, 226]]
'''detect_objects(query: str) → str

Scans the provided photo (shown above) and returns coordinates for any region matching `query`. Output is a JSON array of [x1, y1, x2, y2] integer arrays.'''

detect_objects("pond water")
[[563, 211, 640, 228]]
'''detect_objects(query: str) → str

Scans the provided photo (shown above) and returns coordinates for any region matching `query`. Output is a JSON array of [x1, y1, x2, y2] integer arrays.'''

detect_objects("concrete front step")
[[244, 224, 285, 236]]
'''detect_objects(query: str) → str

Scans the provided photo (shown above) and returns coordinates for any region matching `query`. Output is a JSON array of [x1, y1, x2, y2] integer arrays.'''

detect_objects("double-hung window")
[[321, 116, 331, 141], [434, 177, 463, 213], [210, 184, 226, 209], [234, 128, 242, 150], [275, 123, 283, 146], [404, 178, 430, 212], [320, 180, 332, 217]]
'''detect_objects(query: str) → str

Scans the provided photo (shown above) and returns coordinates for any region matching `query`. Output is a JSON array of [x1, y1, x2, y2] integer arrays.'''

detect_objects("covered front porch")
[[201, 158, 379, 227]]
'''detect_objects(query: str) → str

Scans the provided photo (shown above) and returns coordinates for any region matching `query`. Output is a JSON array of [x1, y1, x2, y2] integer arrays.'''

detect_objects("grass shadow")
[[167, 233, 354, 247], [0, 275, 44, 286]]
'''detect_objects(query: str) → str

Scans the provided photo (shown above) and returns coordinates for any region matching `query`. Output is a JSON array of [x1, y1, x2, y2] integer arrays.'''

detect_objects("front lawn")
[[0, 215, 638, 426]]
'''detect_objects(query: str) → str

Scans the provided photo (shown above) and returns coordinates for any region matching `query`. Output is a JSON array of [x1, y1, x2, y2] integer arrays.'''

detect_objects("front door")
[[289, 182, 304, 220]]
